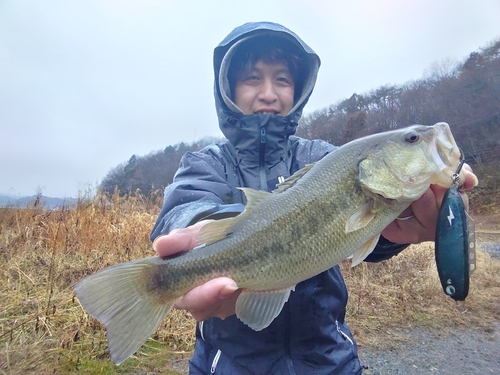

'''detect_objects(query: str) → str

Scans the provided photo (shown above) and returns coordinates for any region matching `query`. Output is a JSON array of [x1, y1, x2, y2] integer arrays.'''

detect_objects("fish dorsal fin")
[[197, 217, 240, 245], [273, 163, 315, 193], [238, 187, 271, 210], [351, 234, 380, 267], [197, 188, 271, 246], [235, 287, 295, 331], [345, 200, 376, 233]]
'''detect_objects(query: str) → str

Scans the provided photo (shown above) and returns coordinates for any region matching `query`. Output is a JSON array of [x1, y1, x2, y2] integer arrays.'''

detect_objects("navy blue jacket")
[[151, 22, 406, 374]]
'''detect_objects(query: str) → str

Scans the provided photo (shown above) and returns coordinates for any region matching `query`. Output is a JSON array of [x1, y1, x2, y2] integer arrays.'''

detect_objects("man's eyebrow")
[[275, 68, 292, 75], [240, 65, 292, 77]]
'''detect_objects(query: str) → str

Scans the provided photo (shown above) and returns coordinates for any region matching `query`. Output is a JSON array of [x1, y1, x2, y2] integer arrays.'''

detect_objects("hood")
[[213, 22, 321, 156]]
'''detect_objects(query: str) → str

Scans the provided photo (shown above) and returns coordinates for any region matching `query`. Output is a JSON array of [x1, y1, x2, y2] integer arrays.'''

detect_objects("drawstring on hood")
[[213, 22, 321, 191]]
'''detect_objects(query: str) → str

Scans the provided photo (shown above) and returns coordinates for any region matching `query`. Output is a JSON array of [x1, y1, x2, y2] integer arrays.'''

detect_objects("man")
[[151, 22, 477, 374]]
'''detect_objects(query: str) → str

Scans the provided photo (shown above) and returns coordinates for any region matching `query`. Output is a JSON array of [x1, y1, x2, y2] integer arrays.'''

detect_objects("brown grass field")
[[1, 190, 499, 374]]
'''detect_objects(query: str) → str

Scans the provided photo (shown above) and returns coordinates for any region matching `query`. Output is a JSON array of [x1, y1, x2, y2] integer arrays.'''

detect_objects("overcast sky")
[[1, 0, 499, 198]]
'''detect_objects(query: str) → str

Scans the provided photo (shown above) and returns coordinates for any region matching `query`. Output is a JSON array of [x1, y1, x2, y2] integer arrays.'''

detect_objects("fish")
[[74, 122, 464, 365]]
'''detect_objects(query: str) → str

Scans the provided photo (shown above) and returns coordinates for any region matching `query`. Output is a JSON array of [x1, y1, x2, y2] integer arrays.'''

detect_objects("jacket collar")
[[221, 113, 298, 163]]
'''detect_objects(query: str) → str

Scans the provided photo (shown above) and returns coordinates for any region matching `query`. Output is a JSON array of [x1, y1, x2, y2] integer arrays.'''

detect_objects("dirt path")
[[477, 230, 500, 259], [359, 323, 500, 374]]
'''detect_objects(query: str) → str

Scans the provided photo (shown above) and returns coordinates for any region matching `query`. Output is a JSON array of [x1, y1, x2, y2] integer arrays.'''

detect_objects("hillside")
[[0, 194, 77, 209]]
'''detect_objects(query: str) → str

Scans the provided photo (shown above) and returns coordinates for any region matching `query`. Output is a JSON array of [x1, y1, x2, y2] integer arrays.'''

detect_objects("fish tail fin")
[[73, 258, 175, 365]]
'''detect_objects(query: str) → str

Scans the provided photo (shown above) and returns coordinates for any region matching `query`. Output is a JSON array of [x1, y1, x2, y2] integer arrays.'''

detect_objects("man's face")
[[234, 59, 295, 116]]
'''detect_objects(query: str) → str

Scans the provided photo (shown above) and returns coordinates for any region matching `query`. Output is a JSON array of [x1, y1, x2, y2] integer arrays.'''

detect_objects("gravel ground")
[[359, 323, 500, 374], [479, 241, 500, 259]]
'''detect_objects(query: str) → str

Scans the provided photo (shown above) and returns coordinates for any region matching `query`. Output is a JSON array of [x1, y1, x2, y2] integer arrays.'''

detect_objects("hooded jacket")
[[151, 22, 406, 374]]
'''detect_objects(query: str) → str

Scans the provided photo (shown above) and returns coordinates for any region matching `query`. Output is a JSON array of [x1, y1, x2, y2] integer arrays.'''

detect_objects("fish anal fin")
[[345, 200, 376, 233], [351, 235, 380, 267], [235, 287, 295, 331]]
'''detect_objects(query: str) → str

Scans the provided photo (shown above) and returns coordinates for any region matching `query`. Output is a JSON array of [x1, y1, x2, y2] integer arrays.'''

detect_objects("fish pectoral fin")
[[73, 258, 174, 365], [345, 200, 376, 233], [235, 287, 295, 331], [351, 234, 380, 267], [273, 163, 315, 193]]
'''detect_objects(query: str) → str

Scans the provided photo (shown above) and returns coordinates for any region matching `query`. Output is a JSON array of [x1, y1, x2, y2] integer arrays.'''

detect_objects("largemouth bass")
[[74, 122, 464, 365]]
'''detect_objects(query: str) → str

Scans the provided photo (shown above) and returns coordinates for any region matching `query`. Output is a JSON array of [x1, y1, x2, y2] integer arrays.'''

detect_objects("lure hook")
[[451, 148, 465, 186]]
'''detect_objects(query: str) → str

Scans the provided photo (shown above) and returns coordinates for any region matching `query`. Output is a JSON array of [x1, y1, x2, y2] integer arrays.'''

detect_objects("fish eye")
[[404, 132, 420, 143]]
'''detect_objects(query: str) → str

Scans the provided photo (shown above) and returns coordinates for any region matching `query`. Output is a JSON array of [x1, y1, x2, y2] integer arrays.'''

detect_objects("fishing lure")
[[435, 151, 476, 302]]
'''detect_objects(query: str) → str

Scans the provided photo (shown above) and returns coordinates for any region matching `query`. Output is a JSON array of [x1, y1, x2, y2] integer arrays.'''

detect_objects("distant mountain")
[[0, 194, 78, 209]]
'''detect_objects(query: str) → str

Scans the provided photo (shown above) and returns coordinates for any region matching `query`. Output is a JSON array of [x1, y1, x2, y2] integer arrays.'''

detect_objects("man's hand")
[[381, 164, 478, 244], [152, 220, 240, 321]]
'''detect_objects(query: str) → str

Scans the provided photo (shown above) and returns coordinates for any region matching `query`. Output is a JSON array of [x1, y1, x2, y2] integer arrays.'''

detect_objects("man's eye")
[[245, 75, 260, 81], [277, 77, 292, 85]]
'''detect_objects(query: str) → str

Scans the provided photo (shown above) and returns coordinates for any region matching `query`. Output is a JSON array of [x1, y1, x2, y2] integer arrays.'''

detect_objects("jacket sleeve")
[[367, 236, 409, 262], [150, 148, 244, 242]]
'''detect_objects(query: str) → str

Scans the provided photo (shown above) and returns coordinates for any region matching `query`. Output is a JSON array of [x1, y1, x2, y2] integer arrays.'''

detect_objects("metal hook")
[[452, 148, 465, 186]]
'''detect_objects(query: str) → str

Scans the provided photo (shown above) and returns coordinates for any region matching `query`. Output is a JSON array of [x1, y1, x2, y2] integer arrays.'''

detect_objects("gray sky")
[[1, 0, 499, 198]]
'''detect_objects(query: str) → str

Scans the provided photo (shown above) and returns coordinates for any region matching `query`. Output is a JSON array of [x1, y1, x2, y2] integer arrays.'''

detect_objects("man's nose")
[[258, 79, 278, 102]]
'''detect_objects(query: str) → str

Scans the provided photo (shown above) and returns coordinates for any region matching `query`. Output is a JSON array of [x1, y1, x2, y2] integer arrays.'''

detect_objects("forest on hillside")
[[101, 39, 500, 201]]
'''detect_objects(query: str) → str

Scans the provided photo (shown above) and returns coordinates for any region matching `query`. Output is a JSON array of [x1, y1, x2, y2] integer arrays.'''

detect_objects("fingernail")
[[152, 237, 160, 252], [470, 173, 479, 187], [152, 235, 166, 252], [220, 284, 238, 297]]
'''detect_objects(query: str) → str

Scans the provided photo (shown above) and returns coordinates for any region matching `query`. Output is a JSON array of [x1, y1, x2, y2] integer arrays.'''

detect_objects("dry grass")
[[1, 190, 499, 373], [0, 190, 195, 374]]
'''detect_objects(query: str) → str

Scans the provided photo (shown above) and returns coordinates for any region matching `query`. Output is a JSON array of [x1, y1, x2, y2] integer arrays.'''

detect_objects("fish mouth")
[[430, 122, 465, 187]]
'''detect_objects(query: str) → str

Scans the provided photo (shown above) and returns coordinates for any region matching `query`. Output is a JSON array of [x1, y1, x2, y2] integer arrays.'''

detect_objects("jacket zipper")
[[200, 321, 221, 374], [199, 321, 205, 341], [336, 320, 354, 345], [259, 126, 268, 191], [211, 349, 221, 373]]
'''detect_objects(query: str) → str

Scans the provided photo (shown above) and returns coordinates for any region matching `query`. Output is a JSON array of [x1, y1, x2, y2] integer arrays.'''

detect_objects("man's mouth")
[[255, 110, 279, 115]]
